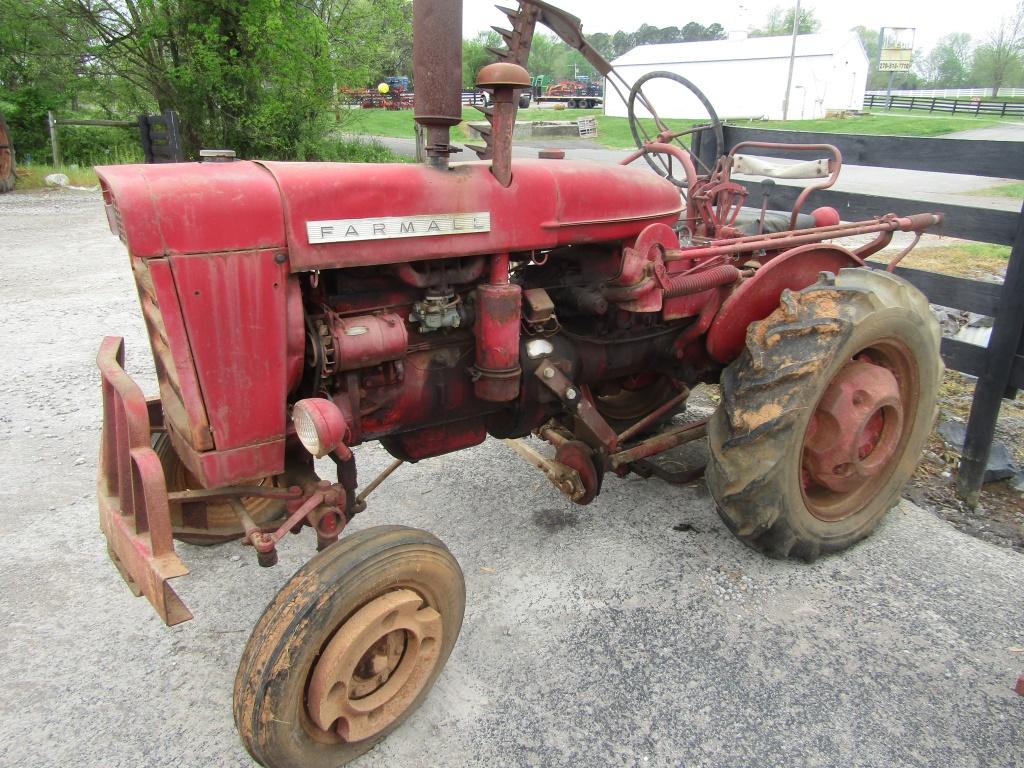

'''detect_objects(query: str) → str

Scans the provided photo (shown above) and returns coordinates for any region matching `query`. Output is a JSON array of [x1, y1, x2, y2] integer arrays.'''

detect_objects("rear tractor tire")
[[706, 268, 942, 560], [233, 525, 465, 768]]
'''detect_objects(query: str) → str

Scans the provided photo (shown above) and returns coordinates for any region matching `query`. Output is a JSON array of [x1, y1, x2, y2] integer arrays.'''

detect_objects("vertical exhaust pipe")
[[476, 63, 531, 187], [413, 0, 463, 169]]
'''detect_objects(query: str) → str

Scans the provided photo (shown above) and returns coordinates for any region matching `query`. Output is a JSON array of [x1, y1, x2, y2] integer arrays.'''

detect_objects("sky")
[[461, 0, 1017, 56]]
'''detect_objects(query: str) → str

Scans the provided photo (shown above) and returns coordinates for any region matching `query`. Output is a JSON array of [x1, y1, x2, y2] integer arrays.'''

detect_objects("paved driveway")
[[944, 122, 1024, 142], [0, 190, 1021, 768]]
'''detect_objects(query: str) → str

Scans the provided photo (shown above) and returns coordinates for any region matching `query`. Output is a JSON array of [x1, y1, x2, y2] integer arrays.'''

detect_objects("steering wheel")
[[627, 71, 724, 188]]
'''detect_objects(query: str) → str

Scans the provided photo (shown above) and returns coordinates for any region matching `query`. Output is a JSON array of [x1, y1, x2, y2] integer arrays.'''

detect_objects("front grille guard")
[[97, 336, 192, 626]]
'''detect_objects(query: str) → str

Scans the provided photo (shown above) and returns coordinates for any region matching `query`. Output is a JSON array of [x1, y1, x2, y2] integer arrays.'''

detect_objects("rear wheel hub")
[[803, 358, 905, 520]]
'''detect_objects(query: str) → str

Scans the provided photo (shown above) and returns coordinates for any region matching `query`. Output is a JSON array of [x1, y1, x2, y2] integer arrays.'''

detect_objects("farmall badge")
[[307, 212, 491, 244]]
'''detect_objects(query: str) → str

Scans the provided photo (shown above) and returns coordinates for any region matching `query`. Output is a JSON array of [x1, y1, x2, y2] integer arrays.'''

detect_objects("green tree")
[[916, 33, 973, 87], [855, 26, 885, 90], [611, 30, 632, 58], [971, 0, 1024, 95], [2, 0, 410, 160], [462, 31, 501, 88], [587, 32, 615, 61], [704, 23, 726, 41], [0, 0, 97, 158], [750, 5, 821, 37], [680, 22, 726, 42], [528, 32, 570, 80]]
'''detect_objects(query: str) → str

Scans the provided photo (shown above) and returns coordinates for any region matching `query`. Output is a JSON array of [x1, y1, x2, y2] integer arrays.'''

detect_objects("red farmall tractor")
[[95, 1, 943, 766]]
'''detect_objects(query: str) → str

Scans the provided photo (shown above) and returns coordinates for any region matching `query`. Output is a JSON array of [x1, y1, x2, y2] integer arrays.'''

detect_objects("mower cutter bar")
[[97, 336, 192, 626]]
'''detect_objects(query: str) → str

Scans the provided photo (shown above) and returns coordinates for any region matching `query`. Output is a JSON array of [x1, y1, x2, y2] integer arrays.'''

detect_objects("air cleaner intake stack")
[[413, 0, 463, 169]]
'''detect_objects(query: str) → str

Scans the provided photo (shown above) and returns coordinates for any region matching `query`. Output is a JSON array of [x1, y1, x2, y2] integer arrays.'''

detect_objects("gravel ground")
[[0, 189, 1022, 768]]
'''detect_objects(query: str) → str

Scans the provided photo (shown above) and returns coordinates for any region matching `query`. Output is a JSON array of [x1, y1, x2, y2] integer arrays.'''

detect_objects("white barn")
[[605, 32, 869, 122]]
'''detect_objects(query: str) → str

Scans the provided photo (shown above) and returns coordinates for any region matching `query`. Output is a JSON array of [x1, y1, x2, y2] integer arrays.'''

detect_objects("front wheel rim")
[[306, 589, 443, 742]]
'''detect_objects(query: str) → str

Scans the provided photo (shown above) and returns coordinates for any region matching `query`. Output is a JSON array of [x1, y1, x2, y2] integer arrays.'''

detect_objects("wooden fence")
[[864, 93, 1024, 117], [698, 126, 1024, 504], [867, 87, 1024, 99], [47, 109, 183, 164]]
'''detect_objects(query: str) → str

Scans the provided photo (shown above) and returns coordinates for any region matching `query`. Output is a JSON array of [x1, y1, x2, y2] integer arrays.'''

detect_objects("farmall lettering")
[[93, 1, 945, 766], [307, 211, 492, 243]]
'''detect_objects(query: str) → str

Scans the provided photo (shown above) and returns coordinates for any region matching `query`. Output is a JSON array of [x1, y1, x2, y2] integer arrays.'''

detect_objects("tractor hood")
[[96, 159, 683, 270]]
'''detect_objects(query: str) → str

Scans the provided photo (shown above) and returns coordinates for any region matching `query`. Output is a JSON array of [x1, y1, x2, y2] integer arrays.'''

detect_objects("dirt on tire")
[[706, 268, 943, 560]]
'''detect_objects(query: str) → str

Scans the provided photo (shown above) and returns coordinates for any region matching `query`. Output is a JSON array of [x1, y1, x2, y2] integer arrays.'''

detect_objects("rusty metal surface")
[[616, 386, 690, 445], [475, 263, 522, 402], [97, 336, 191, 626], [135, 257, 214, 452], [534, 364, 618, 451], [803, 360, 903, 501], [553, 439, 600, 504], [355, 459, 405, 507], [801, 343, 919, 523], [413, 0, 463, 167], [519, 0, 614, 75], [169, 249, 291, 454], [0, 112, 15, 191], [330, 313, 408, 371], [96, 162, 286, 257], [492, 4, 541, 66], [476, 64, 531, 187], [675, 214, 942, 264], [307, 588, 444, 741], [705, 244, 863, 363], [610, 418, 709, 470], [620, 141, 698, 194], [252, 159, 682, 273], [167, 484, 301, 503], [502, 438, 586, 501]]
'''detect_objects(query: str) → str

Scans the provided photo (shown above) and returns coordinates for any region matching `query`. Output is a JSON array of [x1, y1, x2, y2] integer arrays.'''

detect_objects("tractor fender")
[[705, 243, 863, 364]]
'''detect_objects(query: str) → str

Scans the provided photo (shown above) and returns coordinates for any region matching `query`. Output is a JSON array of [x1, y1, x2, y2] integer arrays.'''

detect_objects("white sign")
[[879, 27, 915, 72], [307, 212, 491, 244]]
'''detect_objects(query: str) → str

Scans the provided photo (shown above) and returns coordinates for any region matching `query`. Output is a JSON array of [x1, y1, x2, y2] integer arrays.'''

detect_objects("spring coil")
[[664, 265, 741, 298]]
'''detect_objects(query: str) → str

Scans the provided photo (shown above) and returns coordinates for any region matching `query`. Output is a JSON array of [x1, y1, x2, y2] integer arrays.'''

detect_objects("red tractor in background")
[[95, 1, 943, 766], [537, 76, 603, 108]]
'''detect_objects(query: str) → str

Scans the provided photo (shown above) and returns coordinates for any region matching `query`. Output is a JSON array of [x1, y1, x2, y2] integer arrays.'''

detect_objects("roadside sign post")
[[878, 27, 915, 96]]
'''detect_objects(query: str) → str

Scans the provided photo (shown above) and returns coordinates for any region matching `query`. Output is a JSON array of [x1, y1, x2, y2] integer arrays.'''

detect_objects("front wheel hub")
[[307, 589, 443, 742], [803, 359, 904, 500]]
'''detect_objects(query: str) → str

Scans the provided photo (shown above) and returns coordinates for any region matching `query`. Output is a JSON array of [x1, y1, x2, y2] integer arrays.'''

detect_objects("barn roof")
[[611, 32, 862, 67]]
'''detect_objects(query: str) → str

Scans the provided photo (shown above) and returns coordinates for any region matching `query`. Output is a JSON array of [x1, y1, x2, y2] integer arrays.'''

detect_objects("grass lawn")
[[342, 106, 1009, 150], [965, 181, 1024, 199], [13, 164, 99, 189], [887, 242, 1010, 280]]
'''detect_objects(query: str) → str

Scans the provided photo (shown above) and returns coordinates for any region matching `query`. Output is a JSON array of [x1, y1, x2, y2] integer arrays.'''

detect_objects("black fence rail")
[[864, 93, 1024, 117], [698, 125, 1024, 504]]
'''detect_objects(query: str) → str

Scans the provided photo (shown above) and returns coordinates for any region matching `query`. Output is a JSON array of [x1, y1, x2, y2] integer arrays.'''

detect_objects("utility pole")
[[781, 0, 801, 120]]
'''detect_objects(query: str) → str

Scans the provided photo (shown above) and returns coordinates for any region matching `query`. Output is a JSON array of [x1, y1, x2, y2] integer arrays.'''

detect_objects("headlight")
[[292, 398, 348, 458]]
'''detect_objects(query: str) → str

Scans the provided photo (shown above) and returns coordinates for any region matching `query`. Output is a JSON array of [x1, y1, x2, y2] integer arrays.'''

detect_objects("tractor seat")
[[732, 206, 840, 236]]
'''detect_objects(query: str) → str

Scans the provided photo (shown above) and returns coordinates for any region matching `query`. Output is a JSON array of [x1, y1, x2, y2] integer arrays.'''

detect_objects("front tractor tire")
[[233, 526, 465, 768], [706, 269, 942, 561]]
